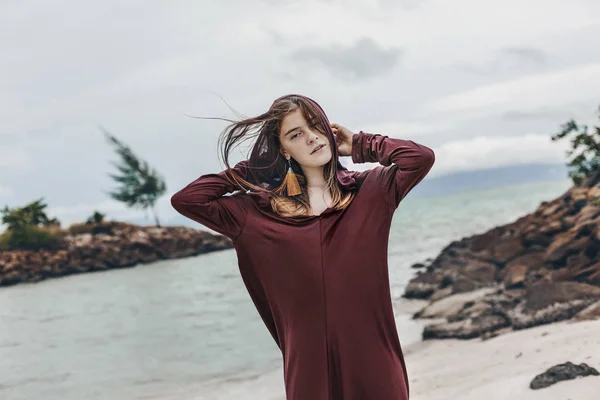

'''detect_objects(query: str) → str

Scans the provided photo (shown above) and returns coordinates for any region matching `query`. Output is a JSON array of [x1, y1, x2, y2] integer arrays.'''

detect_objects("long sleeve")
[[351, 131, 435, 208], [170, 162, 250, 241]]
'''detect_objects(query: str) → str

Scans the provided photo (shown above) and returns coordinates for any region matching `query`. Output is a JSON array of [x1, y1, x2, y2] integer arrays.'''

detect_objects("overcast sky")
[[2, 0, 600, 227]]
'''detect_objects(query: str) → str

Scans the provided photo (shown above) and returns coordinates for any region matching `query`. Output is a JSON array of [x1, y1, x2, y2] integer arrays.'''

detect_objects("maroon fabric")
[[171, 97, 435, 400]]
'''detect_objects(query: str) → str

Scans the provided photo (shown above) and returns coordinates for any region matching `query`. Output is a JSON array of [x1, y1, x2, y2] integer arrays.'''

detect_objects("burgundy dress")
[[172, 124, 435, 399]]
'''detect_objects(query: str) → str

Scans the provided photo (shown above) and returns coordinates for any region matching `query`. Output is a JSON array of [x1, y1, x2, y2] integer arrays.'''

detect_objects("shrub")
[[67, 220, 130, 236], [0, 225, 66, 251], [86, 211, 106, 224]]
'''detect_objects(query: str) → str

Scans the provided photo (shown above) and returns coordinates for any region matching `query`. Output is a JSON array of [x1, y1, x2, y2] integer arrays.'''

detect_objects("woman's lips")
[[311, 144, 326, 154]]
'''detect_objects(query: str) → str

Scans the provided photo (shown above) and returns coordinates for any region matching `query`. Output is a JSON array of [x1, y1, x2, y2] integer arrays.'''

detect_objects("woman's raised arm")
[[351, 131, 435, 208], [171, 161, 250, 241]]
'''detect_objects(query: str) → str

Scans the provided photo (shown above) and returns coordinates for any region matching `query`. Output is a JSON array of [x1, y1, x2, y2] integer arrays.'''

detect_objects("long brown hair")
[[213, 95, 355, 217]]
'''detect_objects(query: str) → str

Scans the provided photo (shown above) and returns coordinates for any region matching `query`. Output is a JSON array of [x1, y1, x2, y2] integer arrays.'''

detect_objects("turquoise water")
[[0, 179, 572, 400]]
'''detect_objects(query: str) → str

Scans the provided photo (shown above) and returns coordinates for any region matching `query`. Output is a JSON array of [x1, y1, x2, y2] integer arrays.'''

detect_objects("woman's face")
[[279, 109, 332, 168]]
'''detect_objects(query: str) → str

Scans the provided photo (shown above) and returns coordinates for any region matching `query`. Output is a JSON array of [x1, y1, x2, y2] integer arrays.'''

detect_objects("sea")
[[0, 179, 572, 400]]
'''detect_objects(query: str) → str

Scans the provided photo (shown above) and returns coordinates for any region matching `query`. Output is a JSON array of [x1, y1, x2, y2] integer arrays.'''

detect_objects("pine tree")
[[102, 127, 167, 227]]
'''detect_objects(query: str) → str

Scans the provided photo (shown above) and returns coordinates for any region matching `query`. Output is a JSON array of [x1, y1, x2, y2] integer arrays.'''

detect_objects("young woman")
[[171, 94, 435, 400]]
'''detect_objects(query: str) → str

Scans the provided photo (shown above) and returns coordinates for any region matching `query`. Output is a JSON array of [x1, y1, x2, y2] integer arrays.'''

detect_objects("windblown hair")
[[216, 95, 355, 217]]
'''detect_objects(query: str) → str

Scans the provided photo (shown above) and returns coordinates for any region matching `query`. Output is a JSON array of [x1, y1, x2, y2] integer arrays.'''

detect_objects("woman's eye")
[[291, 131, 302, 139]]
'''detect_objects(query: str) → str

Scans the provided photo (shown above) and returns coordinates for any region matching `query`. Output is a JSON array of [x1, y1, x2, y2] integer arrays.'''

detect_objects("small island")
[[0, 130, 234, 288], [0, 217, 232, 287]]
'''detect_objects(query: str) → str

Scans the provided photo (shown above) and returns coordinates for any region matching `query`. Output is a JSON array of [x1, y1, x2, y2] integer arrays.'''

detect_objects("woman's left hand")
[[330, 123, 354, 157]]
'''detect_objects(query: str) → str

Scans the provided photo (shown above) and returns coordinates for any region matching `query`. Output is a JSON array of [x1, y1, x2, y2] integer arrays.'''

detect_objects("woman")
[[171, 94, 435, 400]]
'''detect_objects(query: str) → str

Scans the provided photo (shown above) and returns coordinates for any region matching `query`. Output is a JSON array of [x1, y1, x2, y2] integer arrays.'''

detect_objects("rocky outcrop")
[[0, 222, 233, 287], [405, 173, 600, 339]]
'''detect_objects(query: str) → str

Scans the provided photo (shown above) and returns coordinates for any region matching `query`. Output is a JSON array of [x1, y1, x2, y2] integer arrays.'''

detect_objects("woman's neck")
[[301, 165, 327, 189], [301, 165, 332, 214]]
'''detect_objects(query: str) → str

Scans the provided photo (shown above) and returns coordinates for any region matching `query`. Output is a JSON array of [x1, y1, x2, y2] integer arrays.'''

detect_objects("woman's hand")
[[330, 123, 354, 157]]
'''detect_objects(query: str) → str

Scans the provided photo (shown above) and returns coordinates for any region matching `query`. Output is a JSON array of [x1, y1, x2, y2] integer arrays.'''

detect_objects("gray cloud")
[[501, 47, 548, 65], [290, 37, 402, 80], [262, 27, 287, 46], [261, 0, 296, 5], [379, 0, 428, 10], [501, 108, 559, 122], [500, 101, 596, 123], [454, 46, 550, 76]]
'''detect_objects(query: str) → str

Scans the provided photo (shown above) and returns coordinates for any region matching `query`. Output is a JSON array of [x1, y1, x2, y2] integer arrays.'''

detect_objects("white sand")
[[191, 315, 600, 399], [405, 319, 600, 400]]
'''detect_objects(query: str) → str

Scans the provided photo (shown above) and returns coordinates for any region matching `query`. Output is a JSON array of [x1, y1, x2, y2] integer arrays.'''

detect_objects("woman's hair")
[[215, 95, 355, 217]]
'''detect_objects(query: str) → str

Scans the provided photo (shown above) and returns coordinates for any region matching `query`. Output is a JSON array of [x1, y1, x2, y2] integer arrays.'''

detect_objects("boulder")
[[461, 260, 497, 284], [403, 271, 444, 299], [428, 287, 453, 302], [538, 220, 563, 235], [450, 276, 479, 294], [503, 263, 528, 289], [502, 251, 545, 275], [468, 228, 504, 252], [489, 238, 525, 264], [508, 282, 600, 329], [414, 288, 497, 319], [530, 362, 599, 390], [422, 310, 509, 340], [545, 232, 579, 264]]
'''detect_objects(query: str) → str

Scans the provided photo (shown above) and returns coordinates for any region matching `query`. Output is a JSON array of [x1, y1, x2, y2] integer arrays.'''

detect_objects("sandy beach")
[[192, 297, 600, 400], [405, 319, 600, 400]]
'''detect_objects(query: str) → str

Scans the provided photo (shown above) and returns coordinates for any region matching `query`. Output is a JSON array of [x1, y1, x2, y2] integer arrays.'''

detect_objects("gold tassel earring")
[[282, 159, 302, 196]]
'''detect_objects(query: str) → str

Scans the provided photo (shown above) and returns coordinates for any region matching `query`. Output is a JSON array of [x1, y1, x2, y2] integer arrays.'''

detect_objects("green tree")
[[102, 127, 167, 227], [551, 105, 600, 185], [0, 198, 63, 251], [1, 198, 59, 231]]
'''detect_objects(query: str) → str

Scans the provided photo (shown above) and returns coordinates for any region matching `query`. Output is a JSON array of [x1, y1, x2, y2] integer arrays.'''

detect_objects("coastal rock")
[[403, 271, 445, 299], [422, 309, 509, 340], [573, 300, 600, 321], [0, 222, 233, 288], [507, 282, 600, 330], [405, 174, 600, 338], [414, 288, 497, 319], [573, 262, 600, 285], [530, 362, 599, 390], [427, 287, 452, 302], [487, 237, 525, 264], [502, 263, 528, 289], [461, 260, 497, 285], [545, 231, 580, 264]]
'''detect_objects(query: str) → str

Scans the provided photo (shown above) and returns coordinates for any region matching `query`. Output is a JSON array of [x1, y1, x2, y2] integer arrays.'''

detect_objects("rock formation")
[[405, 173, 600, 339]]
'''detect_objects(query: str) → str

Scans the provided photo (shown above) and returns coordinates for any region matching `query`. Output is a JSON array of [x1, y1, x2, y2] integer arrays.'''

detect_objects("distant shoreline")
[[0, 221, 232, 288]]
